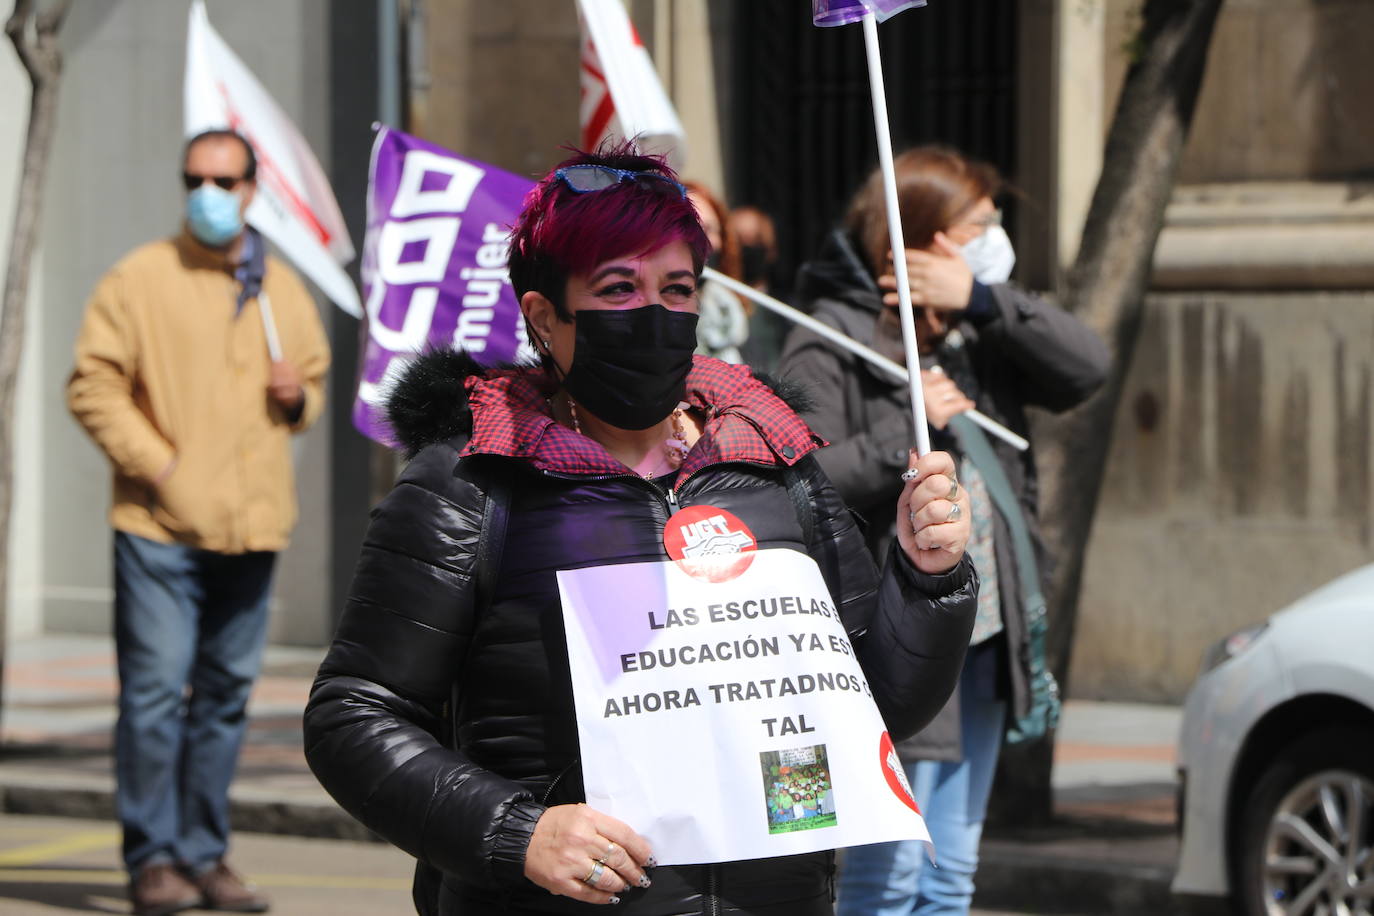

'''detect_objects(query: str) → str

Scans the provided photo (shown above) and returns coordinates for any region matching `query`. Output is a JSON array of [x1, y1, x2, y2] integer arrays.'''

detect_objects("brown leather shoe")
[[194, 861, 270, 912], [129, 863, 201, 916]]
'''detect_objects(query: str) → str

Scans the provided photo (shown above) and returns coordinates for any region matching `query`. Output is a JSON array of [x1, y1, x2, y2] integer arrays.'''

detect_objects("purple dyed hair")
[[507, 141, 710, 320]]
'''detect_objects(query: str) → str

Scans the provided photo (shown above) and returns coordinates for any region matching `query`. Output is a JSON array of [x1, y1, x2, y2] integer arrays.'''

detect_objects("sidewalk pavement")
[[1, 634, 1187, 914]]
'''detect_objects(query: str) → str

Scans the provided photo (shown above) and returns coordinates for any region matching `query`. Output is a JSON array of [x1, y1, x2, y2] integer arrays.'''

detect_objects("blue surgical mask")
[[959, 224, 1016, 285], [186, 185, 244, 247]]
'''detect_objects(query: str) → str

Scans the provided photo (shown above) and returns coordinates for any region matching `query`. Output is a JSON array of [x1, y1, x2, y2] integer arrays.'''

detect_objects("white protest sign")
[[558, 527, 931, 866], [185, 0, 361, 317]]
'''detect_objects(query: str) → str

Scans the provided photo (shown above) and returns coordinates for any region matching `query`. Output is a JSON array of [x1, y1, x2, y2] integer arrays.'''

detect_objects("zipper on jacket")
[[540, 759, 579, 805], [541, 457, 787, 528], [703, 864, 720, 916], [541, 468, 687, 516], [670, 459, 762, 500]]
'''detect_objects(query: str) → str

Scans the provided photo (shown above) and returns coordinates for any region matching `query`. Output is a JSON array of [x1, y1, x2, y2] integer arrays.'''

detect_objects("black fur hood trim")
[[751, 371, 815, 416], [385, 350, 514, 459], [385, 350, 818, 460]]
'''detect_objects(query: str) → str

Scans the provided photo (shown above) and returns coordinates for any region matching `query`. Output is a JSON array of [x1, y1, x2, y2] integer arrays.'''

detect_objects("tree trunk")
[[1, 0, 72, 722], [991, 0, 1225, 823]]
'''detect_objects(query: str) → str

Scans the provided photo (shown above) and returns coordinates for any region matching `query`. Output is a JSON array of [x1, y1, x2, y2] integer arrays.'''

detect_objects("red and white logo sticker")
[[663, 505, 758, 583], [879, 731, 920, 813]]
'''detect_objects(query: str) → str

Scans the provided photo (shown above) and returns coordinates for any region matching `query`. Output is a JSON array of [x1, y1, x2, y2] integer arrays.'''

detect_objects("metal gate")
[[729, 0, 1019, 298]]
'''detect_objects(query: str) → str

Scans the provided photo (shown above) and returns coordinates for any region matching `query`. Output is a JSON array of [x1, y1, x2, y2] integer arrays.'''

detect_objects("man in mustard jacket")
[[68, 129, 330, 916]]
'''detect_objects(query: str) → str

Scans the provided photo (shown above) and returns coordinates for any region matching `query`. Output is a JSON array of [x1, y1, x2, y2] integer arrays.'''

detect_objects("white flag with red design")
[[184, 0, 360, 317], [575, 0, 687, 169]]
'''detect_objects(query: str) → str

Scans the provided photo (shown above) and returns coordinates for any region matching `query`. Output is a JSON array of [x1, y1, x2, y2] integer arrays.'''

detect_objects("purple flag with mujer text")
[[354, 127, 536, 444], [812, 0, 925, 27]]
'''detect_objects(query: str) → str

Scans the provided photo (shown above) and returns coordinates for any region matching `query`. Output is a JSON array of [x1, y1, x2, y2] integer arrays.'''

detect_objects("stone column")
[[1016, 0, 1105, 294]]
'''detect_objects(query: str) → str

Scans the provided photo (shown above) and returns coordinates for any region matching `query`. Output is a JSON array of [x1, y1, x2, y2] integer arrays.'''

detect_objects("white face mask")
[[959, 224, 1016, 285]]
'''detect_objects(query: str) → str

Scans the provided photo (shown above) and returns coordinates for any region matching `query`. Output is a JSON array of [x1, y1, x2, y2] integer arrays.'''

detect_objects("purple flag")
[[354, 127, 536, 444], [812, 0, 926, 27]]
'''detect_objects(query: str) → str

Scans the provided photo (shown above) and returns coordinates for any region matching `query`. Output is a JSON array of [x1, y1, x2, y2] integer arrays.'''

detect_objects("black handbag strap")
[[471, 465, 511, 610], [447, 461, 511, 745], [782, 463, 816, 549]]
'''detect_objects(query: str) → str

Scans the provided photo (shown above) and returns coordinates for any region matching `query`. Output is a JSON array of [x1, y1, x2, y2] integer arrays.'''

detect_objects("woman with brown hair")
[[779, 146, 1108, 916]]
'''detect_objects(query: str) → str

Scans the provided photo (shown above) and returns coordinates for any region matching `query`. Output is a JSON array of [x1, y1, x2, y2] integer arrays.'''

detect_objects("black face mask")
[[560, 304, 700, 430]]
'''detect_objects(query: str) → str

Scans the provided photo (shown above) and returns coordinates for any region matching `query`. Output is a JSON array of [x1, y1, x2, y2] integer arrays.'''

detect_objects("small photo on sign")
[[760, 744, 837, 834]]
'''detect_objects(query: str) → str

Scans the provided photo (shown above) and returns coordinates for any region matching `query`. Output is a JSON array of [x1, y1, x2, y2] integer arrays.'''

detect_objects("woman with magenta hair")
[[304, 143, 978, 915]]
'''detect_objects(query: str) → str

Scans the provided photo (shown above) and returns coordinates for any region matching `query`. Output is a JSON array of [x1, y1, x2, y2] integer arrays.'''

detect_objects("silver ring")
[[946, 478, 959, 501], [583, 861, 606, 886], [946, 503, 962, 523], [900, 468, 920, 482], [596, 842, 616, 865], [908, 509, 918, 527]]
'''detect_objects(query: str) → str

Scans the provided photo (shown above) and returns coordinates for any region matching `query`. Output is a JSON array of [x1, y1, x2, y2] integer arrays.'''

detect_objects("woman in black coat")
[[780, 146, 1108, 916], [304, 143, 979, 915]]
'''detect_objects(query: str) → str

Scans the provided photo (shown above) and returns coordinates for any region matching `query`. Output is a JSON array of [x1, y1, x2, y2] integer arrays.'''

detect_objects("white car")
[[1173, 563, 1374, 915]]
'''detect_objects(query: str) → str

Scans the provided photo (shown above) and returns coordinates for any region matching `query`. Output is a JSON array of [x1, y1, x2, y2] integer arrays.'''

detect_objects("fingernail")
[[644, 856, 657, 868], [609, 895, 621, 904], [638, 875, 652, 888]]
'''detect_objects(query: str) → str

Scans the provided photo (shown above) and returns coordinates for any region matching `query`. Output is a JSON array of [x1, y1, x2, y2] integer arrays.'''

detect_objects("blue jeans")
[[113, 532, 275, 874], [837, 652, 1006, 916]]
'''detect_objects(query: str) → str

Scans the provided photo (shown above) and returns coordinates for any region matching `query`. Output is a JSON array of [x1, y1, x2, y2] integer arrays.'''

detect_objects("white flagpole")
[[257, 291, 284, 362], [860, 12, 930, 456], [703, 268, 1029, 452]]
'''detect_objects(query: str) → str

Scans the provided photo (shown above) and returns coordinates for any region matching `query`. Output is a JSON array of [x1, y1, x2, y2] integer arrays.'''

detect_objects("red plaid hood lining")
[[460, 357, 825, 483]]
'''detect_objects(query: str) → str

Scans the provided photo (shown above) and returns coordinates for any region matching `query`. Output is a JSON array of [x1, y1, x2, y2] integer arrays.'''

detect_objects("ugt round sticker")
[[663, 505, 757, 583], [879, 731, 920, 813]]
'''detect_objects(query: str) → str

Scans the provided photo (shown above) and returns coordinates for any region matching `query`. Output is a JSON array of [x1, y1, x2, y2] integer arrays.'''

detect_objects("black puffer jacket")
[[304, 352, 977, 915], [779, 230, 1109, 760]]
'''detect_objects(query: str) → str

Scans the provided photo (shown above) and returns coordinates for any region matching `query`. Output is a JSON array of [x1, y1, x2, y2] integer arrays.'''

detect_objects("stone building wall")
[[1071, 285, 1374, 700], [1070, 1, 1374, 700]]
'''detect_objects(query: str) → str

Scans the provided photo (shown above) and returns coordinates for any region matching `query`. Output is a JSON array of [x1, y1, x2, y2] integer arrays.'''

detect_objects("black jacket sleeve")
[[796, 457, 978, 741], [971, 284, 1110, 412], [779, 321, 913, 510], [303, 444, 544, 890]]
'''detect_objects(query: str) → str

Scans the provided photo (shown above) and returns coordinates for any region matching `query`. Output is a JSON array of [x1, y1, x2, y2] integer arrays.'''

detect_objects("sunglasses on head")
[[554, 165, 687, 199], [182, 172, 247, 192]]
